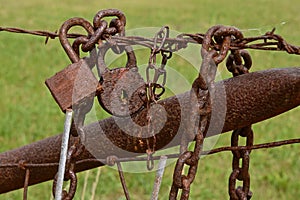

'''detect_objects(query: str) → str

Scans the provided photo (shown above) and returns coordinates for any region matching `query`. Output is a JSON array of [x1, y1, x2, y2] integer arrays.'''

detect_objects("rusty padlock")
[[97, 44, 147, 116], [45, 18, 99, 112]]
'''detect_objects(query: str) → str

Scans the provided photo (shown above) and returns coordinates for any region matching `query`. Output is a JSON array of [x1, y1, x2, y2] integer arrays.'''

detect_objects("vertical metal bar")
[[55, 109, 73, 200], [151, 155, 168, 200]]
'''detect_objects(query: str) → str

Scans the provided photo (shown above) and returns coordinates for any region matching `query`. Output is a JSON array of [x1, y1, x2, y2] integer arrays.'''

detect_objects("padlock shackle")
[[93, 9, 137, 69], [59, 17, 95, 63], [97, 43, 111, 76], [125, 46, 137, 69], [97, 43, 138, 77]]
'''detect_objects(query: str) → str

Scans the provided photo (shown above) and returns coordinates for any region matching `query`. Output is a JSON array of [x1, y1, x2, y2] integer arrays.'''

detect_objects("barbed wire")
[[1, 26, 300, 55], [0, 26, 82, 44]]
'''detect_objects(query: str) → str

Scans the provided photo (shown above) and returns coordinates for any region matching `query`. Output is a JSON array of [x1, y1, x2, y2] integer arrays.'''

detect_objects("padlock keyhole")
[[121, 89, 128, 103]]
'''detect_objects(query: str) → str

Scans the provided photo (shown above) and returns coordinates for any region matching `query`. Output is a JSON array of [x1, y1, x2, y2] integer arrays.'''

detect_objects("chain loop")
[[226, 50, 252, 76], [81, 20, 108, 52], [201, 25, 242, 65]]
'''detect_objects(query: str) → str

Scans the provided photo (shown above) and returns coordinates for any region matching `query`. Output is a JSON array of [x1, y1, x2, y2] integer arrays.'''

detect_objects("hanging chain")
[[146, 26, 171, 102], [170, 134, 204, 200], [170, 25, 239, 200], [145, 26, 172, 170], [226, 47, 254, 200], [229, 127, 253, 200]]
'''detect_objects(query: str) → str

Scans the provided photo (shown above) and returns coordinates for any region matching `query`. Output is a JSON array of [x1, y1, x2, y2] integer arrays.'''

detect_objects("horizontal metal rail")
[[0, 67, 299, 194]]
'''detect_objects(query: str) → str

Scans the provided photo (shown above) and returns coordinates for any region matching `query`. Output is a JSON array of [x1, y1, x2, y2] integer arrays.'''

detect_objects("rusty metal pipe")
[[0, 67, 299, 194]]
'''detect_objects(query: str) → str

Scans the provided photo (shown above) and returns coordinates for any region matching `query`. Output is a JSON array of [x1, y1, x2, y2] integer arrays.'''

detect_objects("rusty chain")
[[226, 43, 254, 199], [170, 25, 245, 200], [145, 26, 173, 171], [229, 127, 254, 200], [1, 9, 300, 200], [146, 26, 171, 102]]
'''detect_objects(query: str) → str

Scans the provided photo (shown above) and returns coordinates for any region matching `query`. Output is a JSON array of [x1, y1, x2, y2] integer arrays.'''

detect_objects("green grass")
[[0, 0, 299, 199]]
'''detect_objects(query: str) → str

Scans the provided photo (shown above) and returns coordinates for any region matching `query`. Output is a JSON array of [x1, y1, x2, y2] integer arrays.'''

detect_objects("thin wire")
[[23, 169, 30, 200], [116, 162, 130, 200], [204, 138, 300, 155], [74, 138, 300, 165], [0, 138, 299, 169]]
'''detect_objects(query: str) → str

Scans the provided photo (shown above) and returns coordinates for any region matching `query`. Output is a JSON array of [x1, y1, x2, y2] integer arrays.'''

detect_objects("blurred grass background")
[[0, 0, 299, 199]]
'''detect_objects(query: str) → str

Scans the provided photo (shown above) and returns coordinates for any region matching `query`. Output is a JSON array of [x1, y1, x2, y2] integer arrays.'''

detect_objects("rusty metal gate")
[[0, 9, 299, 200]]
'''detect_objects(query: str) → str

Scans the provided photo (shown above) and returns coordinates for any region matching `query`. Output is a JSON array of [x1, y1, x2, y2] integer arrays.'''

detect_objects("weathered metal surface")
[[96, 44, 146, 117], [98, 67, 147, 116], [0, 67, 299, 194], [45, 59, 99, 112]]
